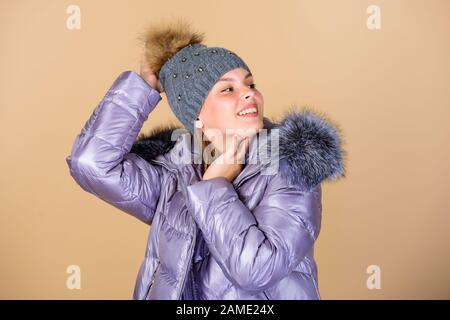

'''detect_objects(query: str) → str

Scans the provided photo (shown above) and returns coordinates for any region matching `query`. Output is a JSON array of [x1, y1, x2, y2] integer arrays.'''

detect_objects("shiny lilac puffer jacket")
[[66, 71, 345, 300]]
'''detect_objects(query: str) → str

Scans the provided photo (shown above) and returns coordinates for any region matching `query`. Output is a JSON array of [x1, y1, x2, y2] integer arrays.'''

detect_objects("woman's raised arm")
[[65, 71, 163, 225]]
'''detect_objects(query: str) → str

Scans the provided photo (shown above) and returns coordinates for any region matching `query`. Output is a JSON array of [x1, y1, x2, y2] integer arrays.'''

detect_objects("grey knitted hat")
[[158, 43, 251, 134]]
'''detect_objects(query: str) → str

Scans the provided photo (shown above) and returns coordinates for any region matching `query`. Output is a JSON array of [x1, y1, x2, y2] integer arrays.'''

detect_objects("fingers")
[[228, 134, 248, 164], [216, 134, 250, 165], [236, 135, 249, 163]]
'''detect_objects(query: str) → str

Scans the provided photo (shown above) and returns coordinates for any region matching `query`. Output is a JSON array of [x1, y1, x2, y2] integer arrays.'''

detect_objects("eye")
[[221, 83, 256, 93]]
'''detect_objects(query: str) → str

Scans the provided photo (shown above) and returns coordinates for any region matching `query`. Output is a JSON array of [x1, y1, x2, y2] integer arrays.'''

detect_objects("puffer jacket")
[[66, 71, 345, 300]]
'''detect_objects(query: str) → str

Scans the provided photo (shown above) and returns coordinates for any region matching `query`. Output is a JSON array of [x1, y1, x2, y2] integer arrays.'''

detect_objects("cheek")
[[209, 98, 236, 116], [256, 92, 264, 105], [202, 100, 229, 127]]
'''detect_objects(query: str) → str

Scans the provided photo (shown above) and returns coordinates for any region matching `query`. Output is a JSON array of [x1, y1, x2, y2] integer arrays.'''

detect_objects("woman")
[[66, 21, 346, 299]]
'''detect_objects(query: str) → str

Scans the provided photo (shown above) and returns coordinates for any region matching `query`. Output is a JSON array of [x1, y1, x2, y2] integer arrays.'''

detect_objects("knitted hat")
[[140, 20, 251, 134]]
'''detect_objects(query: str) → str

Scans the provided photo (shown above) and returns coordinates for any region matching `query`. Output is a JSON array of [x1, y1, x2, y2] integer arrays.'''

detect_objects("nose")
[[242, 87, 255, 101]]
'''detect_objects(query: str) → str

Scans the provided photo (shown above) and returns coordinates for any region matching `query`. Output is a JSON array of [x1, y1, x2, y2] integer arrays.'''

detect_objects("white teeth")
[[238, 107, 257, 116]]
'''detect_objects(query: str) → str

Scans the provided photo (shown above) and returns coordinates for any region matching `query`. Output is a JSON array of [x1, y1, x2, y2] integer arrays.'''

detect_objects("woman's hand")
[[139, 52, 164, 93], [203, 134, 250, 183]]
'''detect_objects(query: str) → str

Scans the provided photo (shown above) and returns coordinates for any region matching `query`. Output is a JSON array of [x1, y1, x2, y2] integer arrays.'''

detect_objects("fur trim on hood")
[[130, 107, 346, 191]]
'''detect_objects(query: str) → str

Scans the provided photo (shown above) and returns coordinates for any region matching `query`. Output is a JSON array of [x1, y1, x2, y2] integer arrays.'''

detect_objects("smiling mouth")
[[237, 105, 258, 117]]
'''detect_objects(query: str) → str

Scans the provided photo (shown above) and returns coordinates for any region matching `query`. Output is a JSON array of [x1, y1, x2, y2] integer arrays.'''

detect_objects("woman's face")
[[198, 67, 264, 142]]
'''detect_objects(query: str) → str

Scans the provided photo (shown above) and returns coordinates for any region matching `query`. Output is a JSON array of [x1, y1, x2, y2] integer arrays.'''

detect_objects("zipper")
[[191, 266, 199, 300]]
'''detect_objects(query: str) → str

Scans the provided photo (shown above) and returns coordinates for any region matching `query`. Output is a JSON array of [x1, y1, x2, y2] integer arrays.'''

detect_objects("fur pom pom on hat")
[[139, 20, 205, 78], [139, 19, 251, 134]]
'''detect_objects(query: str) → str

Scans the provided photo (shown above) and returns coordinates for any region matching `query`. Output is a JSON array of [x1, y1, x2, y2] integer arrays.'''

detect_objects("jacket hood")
[[130, 107, 346, 191]]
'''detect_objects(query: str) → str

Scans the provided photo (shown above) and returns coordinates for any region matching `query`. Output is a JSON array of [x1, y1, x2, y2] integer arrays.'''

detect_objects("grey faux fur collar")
[[130, 107, 346, 191]]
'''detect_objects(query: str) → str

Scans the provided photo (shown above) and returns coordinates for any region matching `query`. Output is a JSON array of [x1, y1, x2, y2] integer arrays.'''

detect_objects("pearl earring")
[[195, 119, 203, 129]]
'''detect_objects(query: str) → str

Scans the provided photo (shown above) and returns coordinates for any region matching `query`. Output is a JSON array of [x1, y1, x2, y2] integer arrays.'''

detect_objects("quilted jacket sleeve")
[[65, 71, 163, 225], [184, 170, 322, 292]]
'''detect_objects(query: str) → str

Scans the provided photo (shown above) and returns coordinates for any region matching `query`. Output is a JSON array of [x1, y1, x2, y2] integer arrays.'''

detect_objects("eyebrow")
[[217, 72, 253, 82]]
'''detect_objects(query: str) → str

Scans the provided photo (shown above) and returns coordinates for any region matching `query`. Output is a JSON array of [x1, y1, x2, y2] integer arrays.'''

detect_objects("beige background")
[[1, 0, 449, 299]]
